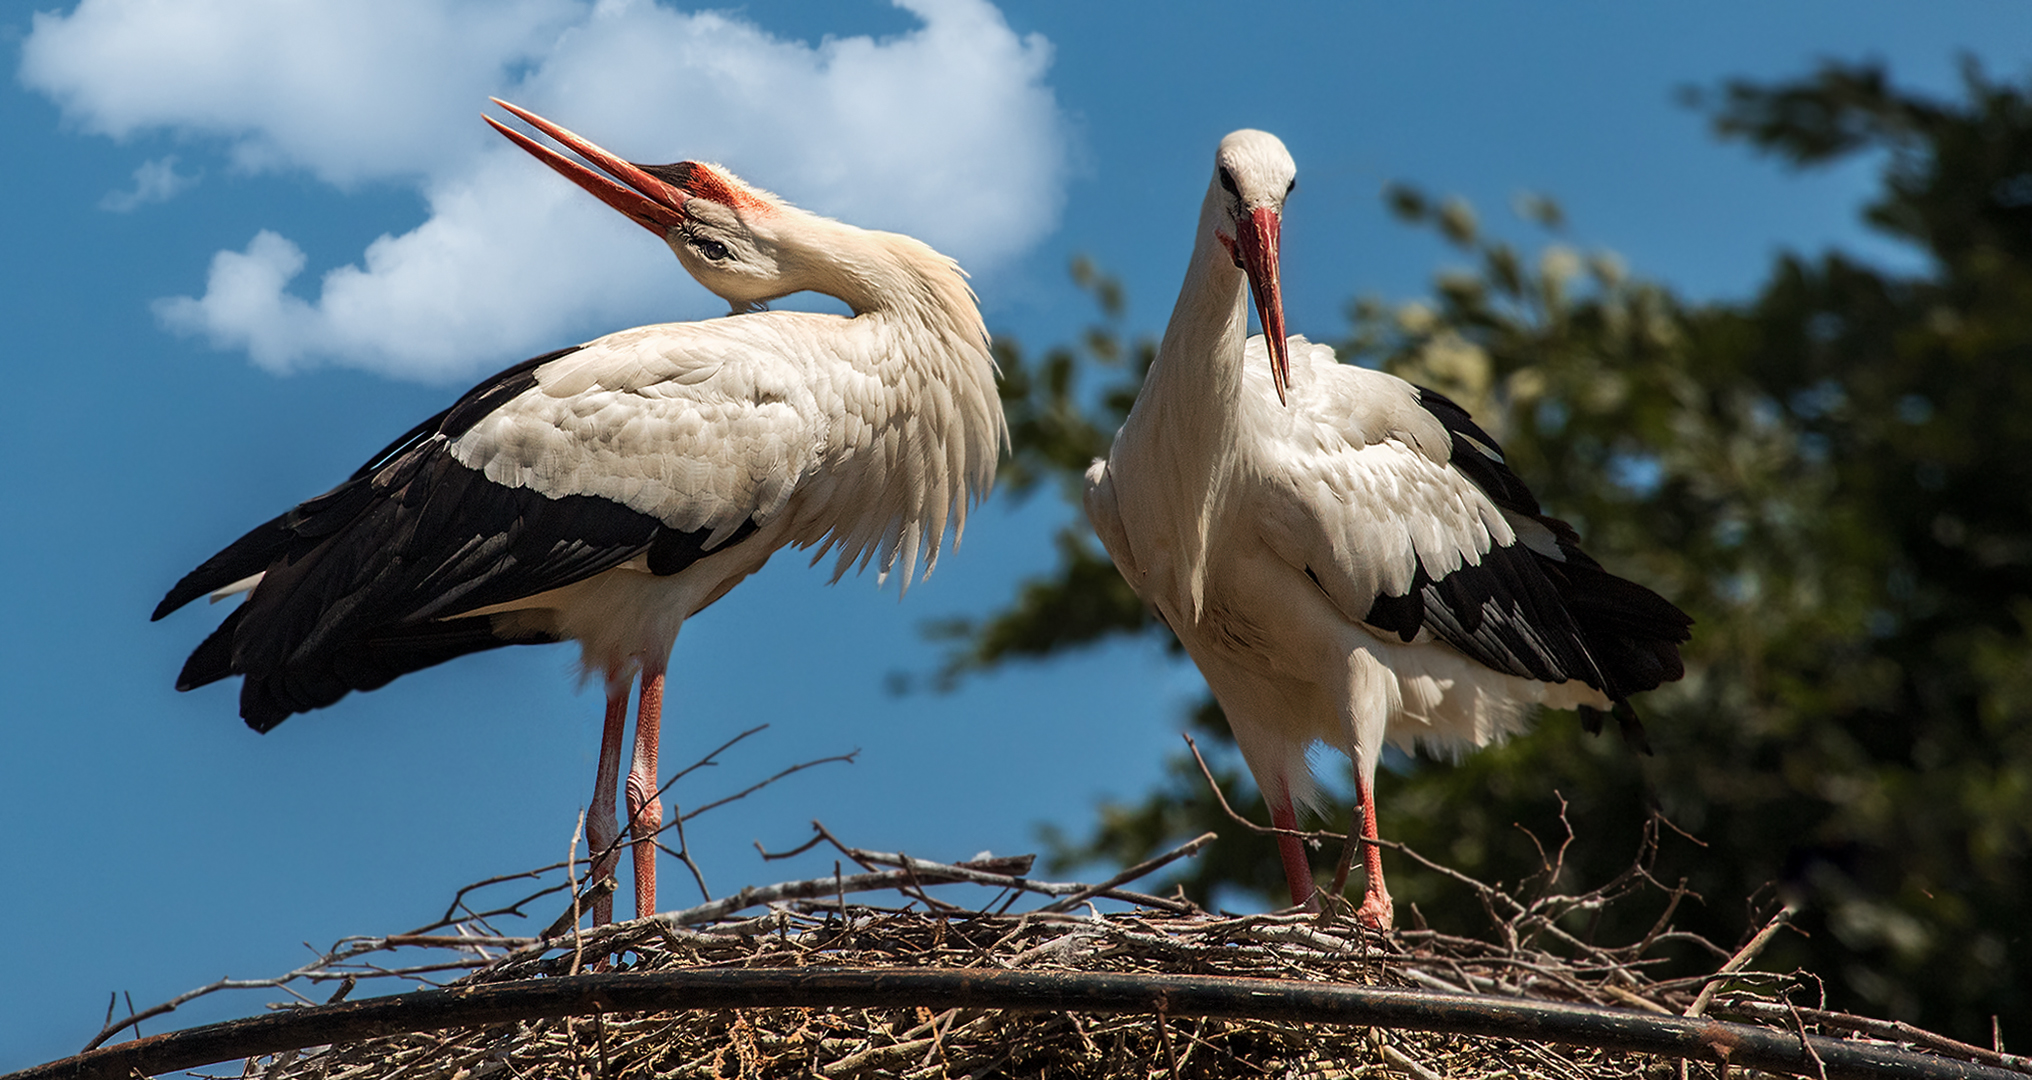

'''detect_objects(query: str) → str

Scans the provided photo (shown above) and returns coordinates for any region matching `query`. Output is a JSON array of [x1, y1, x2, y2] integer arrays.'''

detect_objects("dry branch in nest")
[[17, 736, 2031, 1080]]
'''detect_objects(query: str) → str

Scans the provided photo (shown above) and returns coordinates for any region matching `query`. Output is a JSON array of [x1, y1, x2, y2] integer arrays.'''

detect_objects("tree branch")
[[21, 968, 2022, 1080]]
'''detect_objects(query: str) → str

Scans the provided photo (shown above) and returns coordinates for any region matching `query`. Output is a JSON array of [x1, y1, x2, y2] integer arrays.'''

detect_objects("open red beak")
[[1233, 206, 1292, 404], [486, 98, 689, 236]]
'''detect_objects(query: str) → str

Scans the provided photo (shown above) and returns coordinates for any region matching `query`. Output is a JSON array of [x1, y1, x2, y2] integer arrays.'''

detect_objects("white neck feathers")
[[1122, 176, 1253, 476], [785, 217, 1005, 593]]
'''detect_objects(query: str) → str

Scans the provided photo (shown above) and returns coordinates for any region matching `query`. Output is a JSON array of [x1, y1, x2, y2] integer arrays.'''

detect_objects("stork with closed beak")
[[154, 100, 1005, 925], [1084, 130, 1690, 928]]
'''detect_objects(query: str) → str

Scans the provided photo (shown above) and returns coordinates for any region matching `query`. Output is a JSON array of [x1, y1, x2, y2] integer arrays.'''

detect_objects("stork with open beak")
[[1084, 130, 1690, 927], [154, 101, 1006, 925]]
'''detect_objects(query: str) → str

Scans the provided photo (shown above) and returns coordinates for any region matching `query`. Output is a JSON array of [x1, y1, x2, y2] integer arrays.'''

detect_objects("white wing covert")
[[453, 320, 829, 549], [1246, 338, 1508, 618], [1242, 336, 1618, 692]]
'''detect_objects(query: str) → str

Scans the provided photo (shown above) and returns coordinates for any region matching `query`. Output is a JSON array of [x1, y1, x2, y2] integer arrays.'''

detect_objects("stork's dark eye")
[[1286, 178, 1297, 196], [692, 236, 730, 262], [1218, 166, 1240, 198]]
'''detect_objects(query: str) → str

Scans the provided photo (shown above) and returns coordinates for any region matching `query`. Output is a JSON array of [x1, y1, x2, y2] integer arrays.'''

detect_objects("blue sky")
[[5, 0, 2030, 1068]]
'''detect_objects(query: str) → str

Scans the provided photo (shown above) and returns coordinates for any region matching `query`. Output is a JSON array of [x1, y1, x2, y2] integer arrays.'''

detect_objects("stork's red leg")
[[625, 661, 667, 919], [586, 674, 630, 926], [1352, 774, 1394, 930], [1268, 792, 1320, 912]]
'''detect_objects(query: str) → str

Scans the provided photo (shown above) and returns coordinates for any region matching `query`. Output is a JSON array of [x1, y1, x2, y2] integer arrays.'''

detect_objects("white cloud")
[[23, 0, 580, 185], [22, 0, 1066, 380], [100, 155, 199, 211]]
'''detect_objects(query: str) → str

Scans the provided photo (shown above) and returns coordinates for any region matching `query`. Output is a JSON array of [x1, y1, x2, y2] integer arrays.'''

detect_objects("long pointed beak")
[[1234, 206, 1292, 404], [486, 98, 689, 236]]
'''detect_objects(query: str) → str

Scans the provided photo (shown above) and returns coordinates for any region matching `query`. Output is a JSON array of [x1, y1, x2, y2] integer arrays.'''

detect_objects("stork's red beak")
[[1233, 206, 1292, 404], [486, 98, 689, 236]]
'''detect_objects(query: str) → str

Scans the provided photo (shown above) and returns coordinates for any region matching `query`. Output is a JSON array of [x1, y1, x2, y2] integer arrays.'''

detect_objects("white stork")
[[153, 101, 1005, 925], [1084, 130, 1690, 928]]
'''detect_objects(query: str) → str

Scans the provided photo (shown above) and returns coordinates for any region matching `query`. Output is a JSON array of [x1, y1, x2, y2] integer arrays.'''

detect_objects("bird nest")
[[39, 735, 2032, 1080]]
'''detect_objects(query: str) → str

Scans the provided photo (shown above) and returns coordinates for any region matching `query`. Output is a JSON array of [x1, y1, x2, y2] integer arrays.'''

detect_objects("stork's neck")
[[1126, 187, 1253, 454], [790, 217, 972, 329], [767, 216, 1005, 594], [1100, 185, 1254, 621], [775, 213, 993, 394]]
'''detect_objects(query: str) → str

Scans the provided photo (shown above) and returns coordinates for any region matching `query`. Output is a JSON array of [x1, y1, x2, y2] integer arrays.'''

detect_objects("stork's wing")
[[156, 321, 837, 728], [155, 347, 597, 621], [1248, 337, 1688, 702]]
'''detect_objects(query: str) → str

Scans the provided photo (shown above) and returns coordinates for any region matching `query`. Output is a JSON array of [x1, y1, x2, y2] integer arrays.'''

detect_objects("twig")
[[1153, 1008, 1181, 1076], [1184, 734, 1339, 842], [379, 935, 535, 950], [542, 878, 615, 943], [678, 750, 859, 823], [658, 724, 768, 795], [834, 861, 847, 935], [565, 812, 586, 977], [434, 867, 555, 928], [807, 823, 982, 912], [1687, 903, 1799, 1018], [1325, 800, 1376, 915], [1379, 1035, 1446, 1080], [783, 827, 1038, 880], [1789, 999, 1831, 1080], [667, 803, 711, 901], [755, 830, 828, 861], [1713, 1000, 2032, 1073], [1037, 832, 1215, 913]]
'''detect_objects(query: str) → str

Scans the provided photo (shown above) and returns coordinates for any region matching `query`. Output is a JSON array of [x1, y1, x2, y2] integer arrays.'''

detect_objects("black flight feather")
[[1360, 386, 1691, 736], [159, 345, 765, 731]]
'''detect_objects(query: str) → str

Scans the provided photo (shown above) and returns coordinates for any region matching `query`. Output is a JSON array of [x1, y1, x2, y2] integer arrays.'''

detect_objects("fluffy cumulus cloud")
[[21, 0, 1066, 380]]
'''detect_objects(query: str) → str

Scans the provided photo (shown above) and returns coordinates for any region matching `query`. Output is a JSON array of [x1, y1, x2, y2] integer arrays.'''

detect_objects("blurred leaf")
[[1438, 196, 1479, 247], [1514, 191, 1567, 230], [1385, 183, 1429, 222]]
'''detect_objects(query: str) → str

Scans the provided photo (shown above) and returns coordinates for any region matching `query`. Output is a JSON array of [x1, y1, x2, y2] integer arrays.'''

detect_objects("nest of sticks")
[[50, 732, 2032, 1080]]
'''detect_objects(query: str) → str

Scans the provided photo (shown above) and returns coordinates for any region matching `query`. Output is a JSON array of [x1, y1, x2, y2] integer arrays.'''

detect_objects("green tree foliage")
[[950, 60, 2032, 1041]]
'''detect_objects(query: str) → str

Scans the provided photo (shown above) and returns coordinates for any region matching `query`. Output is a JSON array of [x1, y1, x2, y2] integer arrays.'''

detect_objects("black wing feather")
[[160, 345, 762, 731], [1413, 389, 1541, 516], [1362, 387, 1692, 730], [152, 348, 575, 621], [346, 346, 570, 482]]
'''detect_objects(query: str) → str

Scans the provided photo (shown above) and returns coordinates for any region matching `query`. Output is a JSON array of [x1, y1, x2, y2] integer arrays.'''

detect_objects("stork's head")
[[1211, 129, 1296, 403], [486, 99, 818, 311]]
